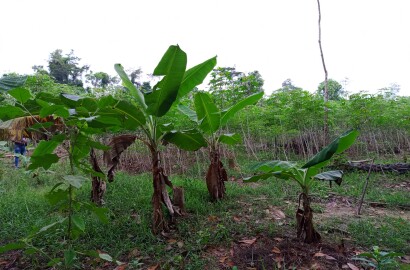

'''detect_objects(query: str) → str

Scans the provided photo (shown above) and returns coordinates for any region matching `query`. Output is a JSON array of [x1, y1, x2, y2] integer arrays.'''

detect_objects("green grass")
[[348, 217, 410, 253], [1, 163, 409, 269]]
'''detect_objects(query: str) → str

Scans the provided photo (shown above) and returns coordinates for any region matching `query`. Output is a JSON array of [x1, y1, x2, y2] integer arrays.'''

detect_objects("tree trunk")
[[296, 193, 321, 244], [317, 0, 329, 144], [206, 149, 227, 201], [90, 148, 106, 206], [151, 150, 184, 234]]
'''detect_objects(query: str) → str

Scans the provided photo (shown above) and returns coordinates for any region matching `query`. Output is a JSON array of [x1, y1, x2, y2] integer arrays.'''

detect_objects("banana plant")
[[244, 130, 359, 243], [167, 91, 263, 200], [111, 45, 216, 233]]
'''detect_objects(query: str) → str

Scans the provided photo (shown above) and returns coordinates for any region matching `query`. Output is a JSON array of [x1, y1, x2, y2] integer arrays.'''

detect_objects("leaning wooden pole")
[[317, 0, 329, 144], [356, 159, 374, 215]]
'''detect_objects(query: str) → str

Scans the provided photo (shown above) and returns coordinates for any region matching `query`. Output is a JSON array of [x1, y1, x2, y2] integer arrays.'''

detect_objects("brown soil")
[[315, 193, 410, 222], [208, 235, 362, 270]]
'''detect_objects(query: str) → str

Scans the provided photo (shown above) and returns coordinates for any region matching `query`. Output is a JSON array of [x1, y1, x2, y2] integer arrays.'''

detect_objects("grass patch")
[[1, 165, 409, 268]]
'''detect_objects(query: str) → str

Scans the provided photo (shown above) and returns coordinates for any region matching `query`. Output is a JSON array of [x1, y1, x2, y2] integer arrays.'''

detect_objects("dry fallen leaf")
[[167, 239, 177, 244], [274, 237, 284, 242], [347, 262, 360, 270], [271, 247, 281, 254], [313, 252, 336, 260], [177, 241, 184, 248], [314, 252, 326, 257], [233, 216, 241, 222], [219, 256, 228, 263], [239, 238, 257, 245], [147, 264, 159, 270], [114, 265, 128, 270], [274, 256, 283, 268], [128, 248, 140, 258], [353, 249, 365, 255], [208, 215, 218, 222], [270, 207, 286, 220]]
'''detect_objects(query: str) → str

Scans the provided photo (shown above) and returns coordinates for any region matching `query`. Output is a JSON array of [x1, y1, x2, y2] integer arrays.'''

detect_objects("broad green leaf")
[[31, 134, 66, 157], [251, 160, 297, 173], [39, 105, 69, 118], [78, 97, 98, 112], [63, 175, 88, 188], [0, 75, 27, 91], [36, 92, 62, 104], [98, 253, 113, 262], [0, 105, 26, 120], [114, 64, 147, 110], [194, 92, 220, 133], [8, 87, 32, 103], [146, 45, 187, 116], [314, 170, 343, 185], [28, 154, 59, 170], [98, 95, 117, 108], [335, 129, 360, 154], [60, 93, 82, 107], [24, 248, 37, 255], [37, 218, 67, 234], [220, 91, 263, 126], [153, 45, 185, 75], [47, 258, 62, 267], [45, 184, 68, 205], [243, 173, 277, 182], [177, 104, 198, 122], [217, 133, 241, 145], [0, 242, 26, 254], [163, 129, 207, 151], [177, 56, 217, 99], [28, 121, 54, 130], [36, 99, 50, 108], [302, 130, 358, 169], [64, 249, 76, 266], [87, 140, 110, 151], [91, 206, 109, 224], [72, 215, 85, 232], [72, 135, 91, 166], [159, 123, 174, 133], [88, 116, 122, 129], [112, 100, 146, 129]]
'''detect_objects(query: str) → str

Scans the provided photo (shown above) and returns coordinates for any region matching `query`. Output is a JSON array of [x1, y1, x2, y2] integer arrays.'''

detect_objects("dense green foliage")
[[1, 46, 410, 268]]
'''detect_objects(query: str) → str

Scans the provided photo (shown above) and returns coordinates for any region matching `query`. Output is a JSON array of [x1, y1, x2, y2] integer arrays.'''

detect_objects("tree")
[[112, 45, 216, 233], [317, 79, 345, 100], [208, 67, 264, 107], [276, 78, 302, 92], [47, 49, 89, 87], [174, 91, 263, 200], [85, 71, 119, 88], [378, 83, 400, 99], [245, 130, 358, 243], [128, 68, 143, 86]]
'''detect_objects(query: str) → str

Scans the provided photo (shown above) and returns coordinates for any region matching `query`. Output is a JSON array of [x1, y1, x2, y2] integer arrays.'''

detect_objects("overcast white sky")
[[1, 0, 409, 95]]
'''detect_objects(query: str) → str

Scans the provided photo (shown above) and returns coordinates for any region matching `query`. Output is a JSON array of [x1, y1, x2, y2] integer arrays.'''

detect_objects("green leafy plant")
[[170, 91, 263, 200], [354, 246, 404, 269], [244, 130, 359, 243], [110, 45, 216, 233], [0, 81, 117, 267]]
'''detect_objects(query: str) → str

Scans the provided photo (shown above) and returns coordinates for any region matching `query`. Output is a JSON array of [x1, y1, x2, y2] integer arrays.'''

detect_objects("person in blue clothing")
[[14, 136, 27, 168]]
